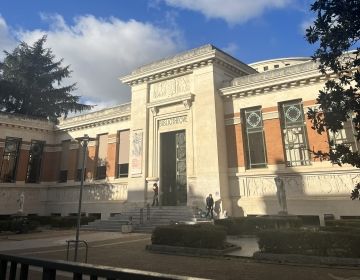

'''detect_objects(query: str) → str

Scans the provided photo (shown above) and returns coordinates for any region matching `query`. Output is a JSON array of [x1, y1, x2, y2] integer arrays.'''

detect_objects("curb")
[[253, 252, 360, 267], [146, 244, 241, 256]]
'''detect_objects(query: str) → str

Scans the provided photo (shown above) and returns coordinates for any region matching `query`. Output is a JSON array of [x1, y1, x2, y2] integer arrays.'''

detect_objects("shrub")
[[215, 216, 302, 235], [0, 220, 10, 232], [258, 230, 360, 258], [152, 224, 226, 249]]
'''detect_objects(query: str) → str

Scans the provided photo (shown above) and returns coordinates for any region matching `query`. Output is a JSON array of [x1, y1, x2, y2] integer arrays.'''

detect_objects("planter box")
[[121, 225, 133, 233]]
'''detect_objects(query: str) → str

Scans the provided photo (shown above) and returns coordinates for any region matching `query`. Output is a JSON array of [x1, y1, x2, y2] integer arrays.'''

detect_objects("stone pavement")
[[1, 230, 360, 280]]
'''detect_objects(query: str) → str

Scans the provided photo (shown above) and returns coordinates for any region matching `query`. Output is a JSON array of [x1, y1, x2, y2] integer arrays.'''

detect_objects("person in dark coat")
[[205, 194, 214, 219], [152, 183, 159, 206]]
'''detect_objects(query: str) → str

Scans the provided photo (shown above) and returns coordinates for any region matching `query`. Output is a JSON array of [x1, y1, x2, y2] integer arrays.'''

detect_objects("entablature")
[[120, 44, 256, 86]]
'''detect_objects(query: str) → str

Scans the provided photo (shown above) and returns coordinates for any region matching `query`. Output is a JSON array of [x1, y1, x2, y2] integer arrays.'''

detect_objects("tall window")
[[117, 130, 130, 178], [26, 140, 45, 183], [59, 140, 70, 182], [96, 134, 108, 180], [242, 107, 267, 169], [329, 120, 358, 152], [280, 100, 310, 166], [0, 137, 21, 182]]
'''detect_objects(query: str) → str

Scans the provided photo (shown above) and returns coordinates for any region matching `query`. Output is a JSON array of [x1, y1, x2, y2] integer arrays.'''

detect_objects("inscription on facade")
[[159, 116, 188, 127], [150, 75, 190, 101]]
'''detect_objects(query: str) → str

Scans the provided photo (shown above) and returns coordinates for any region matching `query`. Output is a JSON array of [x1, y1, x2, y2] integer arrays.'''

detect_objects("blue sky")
[[0, 0, 317, 107]]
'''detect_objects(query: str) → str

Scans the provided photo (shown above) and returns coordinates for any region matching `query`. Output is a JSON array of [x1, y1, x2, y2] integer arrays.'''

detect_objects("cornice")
[[56, 103, 131, 132], [219, 61, 332, 99], [0, 113, 55, 133], [120, 45, 256, 86]]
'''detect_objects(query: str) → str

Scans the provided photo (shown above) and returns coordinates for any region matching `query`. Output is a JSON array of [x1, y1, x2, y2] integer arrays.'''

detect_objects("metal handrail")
[[140, 208, 144, 224], [146, 203, 150, 221], [66, 240, 89, 263], [0, 253, 210, 280]]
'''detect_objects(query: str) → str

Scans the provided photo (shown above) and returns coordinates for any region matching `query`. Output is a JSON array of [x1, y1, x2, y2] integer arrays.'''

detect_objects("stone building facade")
[[0, 45, 359, 224]]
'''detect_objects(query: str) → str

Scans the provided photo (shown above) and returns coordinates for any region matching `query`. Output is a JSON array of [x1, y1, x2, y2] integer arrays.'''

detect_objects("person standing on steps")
[[152, 183, 159, 206], [205, 194, 214, 219]]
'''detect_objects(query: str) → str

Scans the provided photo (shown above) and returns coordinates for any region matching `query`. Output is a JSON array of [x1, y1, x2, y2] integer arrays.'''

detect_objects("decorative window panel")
[[329, 120, 358, 152], [280, 101, 310, 166], [26, 140, 45, 183], [243, 107, 267, 169], [0, 137, 21, 183]]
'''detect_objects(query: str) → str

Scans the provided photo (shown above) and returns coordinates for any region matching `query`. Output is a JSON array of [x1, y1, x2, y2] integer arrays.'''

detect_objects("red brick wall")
[[263, 118, 285, 165], [41, 151, 61, 182], [306, 117, 329, 161], [67, 148, 77, 180], [16, 149, 30, 182], [107, 142, 117, 178], [226, 124, 245, 168]]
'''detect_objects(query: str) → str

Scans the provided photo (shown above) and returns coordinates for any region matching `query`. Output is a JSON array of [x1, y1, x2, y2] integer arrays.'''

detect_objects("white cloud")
[[11, 14, 183, 106], [222, 42, 239, 56], [300, 18, 315, 35], [163, 0, 293, 25], [0, 16, 17, 58]]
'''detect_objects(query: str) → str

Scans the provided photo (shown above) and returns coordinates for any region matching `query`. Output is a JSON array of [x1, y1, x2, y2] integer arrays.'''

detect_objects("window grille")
[[76, 168, 86, 182], [96, 166, 106, 180], [243, 107, 267, 168], [117, 163, 129, 178], [58, 170, 68, 183], [26, 140, 45, 183], [0, 137, 21, 182], [328, 119, 358, 152], [280, 101, 310, 166]]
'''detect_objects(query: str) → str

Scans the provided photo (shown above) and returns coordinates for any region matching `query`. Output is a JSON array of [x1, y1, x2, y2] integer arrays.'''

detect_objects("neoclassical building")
[[0, 45, 359, 224]]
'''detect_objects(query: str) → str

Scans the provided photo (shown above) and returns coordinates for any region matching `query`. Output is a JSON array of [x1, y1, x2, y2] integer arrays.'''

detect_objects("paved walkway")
[[0, 230, 138, 251], [1, 230, 360, 280], [226, 236, 259, 257]]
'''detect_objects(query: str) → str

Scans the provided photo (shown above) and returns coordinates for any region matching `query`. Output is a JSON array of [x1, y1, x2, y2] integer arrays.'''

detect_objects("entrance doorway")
[[160, 130, 187, 206]]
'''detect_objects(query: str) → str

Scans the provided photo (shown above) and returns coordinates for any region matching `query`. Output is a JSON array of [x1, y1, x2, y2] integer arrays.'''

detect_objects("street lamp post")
[[74, 134, 95, 262]]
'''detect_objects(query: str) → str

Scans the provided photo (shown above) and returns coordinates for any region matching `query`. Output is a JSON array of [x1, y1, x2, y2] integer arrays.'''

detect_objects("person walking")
[[205, 194, 214, 219], [152, 183, 159, 206]]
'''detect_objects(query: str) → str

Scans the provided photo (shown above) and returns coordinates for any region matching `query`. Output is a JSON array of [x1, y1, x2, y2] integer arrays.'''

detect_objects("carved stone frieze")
[[150, 75, 191, 102], [239, 173, 355, 198]]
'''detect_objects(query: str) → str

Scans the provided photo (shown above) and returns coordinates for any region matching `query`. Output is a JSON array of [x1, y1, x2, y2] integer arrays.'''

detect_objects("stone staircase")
[[82, 206, 209, 233]]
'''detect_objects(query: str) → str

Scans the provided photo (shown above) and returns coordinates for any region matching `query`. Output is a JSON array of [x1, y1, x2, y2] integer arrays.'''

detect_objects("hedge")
[[325, 219, 360, 228], [214, 216, 302, 235], [258, 230, 360, 258], [152, 224, 227, 249], [0, 218, 39, 233], [0, 216, 96, 232], [29, 216, 96, 228], [321, 226, 360, 234]]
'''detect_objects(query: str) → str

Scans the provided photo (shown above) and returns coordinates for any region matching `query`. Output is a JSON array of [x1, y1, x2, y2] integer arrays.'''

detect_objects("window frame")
[[242, 106, 268, 169]]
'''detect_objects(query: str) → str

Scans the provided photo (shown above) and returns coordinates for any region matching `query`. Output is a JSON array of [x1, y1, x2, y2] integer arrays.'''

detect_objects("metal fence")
[[0, 253, 209, 280]]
